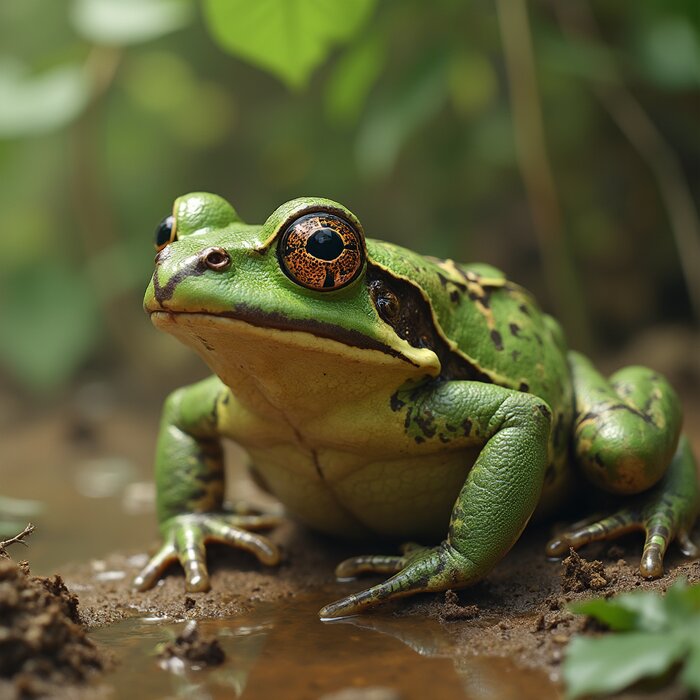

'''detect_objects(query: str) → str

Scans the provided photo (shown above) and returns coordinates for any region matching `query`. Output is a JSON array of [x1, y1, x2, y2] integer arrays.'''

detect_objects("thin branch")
[[0, 523, 35, 558], [555, 3, 700, 324], [495, 0, 590, 349]]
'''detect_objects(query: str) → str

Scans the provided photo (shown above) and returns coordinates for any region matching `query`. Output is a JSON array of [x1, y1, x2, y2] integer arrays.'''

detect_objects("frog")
[[134, 192, 699, 618]]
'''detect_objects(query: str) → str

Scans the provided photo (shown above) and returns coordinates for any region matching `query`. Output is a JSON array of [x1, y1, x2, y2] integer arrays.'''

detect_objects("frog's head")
[[145, 193, 442, 391]]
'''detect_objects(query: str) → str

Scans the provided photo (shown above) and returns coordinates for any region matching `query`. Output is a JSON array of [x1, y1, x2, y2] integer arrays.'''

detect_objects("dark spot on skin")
[[518, 382, 530, 393], [537, 404, 552, 421], [509, 323, 521, 338], [221, 393, 230, 405], [437, 272, 449, 288], [519, 304, 531, 316], [414, 410, 437, 439], [414, 435, 425, 444], [511, 350, 521, 362], [461, 418, 472, 436], [438, 433, 450, 443], [490, 330, 504, 351], [404, 407, 413, 431], [390, 392, 405, 412], [449, 290, 461, 304]]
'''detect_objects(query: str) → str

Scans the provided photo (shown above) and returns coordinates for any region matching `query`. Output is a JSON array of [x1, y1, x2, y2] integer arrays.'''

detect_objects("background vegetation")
[[1, 0, 698, 396]]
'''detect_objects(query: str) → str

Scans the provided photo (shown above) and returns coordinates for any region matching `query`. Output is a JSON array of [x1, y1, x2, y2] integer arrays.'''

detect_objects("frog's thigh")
[[319, 382, 552, 618], [569, 351, 682, 494]]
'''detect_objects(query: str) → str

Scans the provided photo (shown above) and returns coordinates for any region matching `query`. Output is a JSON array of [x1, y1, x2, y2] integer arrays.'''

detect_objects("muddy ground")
[[53, 517, 698, 699]]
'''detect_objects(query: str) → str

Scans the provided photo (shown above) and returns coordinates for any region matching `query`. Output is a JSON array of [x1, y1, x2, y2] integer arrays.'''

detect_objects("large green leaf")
[[0, 61, 89, 137], [564, 632, 687, 699], [71, 0, 193, 45], [202, 0, 377, 89]]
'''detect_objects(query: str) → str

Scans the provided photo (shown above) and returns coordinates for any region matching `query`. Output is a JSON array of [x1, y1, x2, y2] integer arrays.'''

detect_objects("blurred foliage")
[[565, 580, 700, 698], [0, 0, 698, 393]]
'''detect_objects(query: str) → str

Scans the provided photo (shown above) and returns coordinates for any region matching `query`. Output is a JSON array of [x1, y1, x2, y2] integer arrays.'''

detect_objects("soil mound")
[[0, 559, 104, 698]]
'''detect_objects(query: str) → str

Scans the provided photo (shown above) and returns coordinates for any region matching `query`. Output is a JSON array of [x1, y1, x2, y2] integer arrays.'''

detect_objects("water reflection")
[[91, 589, 561, 699]]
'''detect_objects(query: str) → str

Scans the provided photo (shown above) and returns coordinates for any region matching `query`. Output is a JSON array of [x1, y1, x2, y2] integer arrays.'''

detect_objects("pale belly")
[[245, 443, 480, 542]]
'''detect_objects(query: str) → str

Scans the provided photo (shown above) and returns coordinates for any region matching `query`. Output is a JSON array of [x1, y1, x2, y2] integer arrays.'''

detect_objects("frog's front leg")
[[319, 381, 552, 619], [133, 376, 281, 592], [546, 352, 699, 577]]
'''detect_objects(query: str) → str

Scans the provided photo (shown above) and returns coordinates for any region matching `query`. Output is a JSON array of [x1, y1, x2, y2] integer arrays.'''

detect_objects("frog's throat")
[[148, 309, 439, 372]]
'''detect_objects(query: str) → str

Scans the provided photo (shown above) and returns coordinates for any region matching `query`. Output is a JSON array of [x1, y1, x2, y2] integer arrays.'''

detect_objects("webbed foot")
[[547, 436, 699, 578], [320, 542, 470, 619], [133, 509, 281, 592]]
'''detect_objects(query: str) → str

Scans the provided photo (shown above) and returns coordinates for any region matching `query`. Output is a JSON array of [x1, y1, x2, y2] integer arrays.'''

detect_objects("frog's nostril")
[[203, 247, 231, 271]]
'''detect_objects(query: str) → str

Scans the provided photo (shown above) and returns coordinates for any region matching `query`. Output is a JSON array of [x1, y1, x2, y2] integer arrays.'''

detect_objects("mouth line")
[[149, 308, 417, 365]]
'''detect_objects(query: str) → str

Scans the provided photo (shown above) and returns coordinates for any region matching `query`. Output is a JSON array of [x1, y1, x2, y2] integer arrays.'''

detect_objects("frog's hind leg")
[[548, 352, 699, 577]]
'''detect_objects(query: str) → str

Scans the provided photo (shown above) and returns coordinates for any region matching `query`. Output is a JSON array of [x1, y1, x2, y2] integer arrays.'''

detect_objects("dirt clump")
[[561, 547, 611, 593], [157, 620, 225, 668], [0, 558, 104, 698], [439, 590, 479, 622]]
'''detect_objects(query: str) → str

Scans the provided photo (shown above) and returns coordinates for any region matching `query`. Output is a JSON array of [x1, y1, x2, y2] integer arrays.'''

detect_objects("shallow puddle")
[[90, 590, 561, 700]]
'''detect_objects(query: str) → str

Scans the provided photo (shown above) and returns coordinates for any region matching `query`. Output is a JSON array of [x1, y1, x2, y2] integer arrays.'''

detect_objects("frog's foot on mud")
[[546, 507, 698, 578], [319, 542, 470, 619], [133, 511, 281, 593], [547, 435, 699, 578]]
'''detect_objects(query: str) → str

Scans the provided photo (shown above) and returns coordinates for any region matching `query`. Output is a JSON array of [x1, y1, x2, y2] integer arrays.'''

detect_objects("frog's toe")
[[174, 522, 211, 592], [334, 554, 403, 579], [133, 542, 178, 591], [204, 518, 280, 566], [545, 509, 640, 557], [678, 530, 699, 558]]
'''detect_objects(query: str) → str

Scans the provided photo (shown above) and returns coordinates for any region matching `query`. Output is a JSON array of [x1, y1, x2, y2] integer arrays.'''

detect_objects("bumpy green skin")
[[134, 192, 700, 618]]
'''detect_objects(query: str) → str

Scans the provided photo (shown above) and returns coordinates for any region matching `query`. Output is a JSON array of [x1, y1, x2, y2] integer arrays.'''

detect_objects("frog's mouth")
[[148, 308, 422, 367]]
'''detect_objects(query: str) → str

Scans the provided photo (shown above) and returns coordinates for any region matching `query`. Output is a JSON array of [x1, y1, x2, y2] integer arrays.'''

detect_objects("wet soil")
[[55, 517, 699, 699], [0, 559, 104, 699]]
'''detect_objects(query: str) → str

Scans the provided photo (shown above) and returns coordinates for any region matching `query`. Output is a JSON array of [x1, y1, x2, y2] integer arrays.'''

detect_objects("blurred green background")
[[1, 0, 698, 398]]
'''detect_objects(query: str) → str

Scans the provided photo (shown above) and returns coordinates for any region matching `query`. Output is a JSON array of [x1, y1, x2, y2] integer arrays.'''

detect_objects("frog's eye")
[[278, 212, 364, 291], [154, 215, 176, 251]]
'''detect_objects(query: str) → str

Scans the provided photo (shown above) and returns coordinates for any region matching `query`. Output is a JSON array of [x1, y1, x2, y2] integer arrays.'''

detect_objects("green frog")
[[134, 192, 699, 618]]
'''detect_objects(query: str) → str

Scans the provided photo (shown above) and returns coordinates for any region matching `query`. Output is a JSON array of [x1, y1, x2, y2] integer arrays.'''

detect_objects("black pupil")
[[155, 215, 174, 247], [306, 228, 344, 261]]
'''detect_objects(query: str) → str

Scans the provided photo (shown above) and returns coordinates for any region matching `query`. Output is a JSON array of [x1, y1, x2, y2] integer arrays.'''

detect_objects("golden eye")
[[279, 212, 364, 291], [154, 215, 176, 251]]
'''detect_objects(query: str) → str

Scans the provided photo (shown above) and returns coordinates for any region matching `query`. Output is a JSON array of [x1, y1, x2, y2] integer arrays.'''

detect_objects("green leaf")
[[681, 643, 700, 694], [568, 598, 639, 631], [0, 60, 89, 137], [564, 632, 687, 699], [71, 0, 193, 45], [324, 31, 384, 126], [202, 0, 377, 89]]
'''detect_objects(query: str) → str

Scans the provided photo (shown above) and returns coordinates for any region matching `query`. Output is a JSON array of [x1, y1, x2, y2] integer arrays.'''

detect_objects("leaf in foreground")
[[564, 580, 700, 698]]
